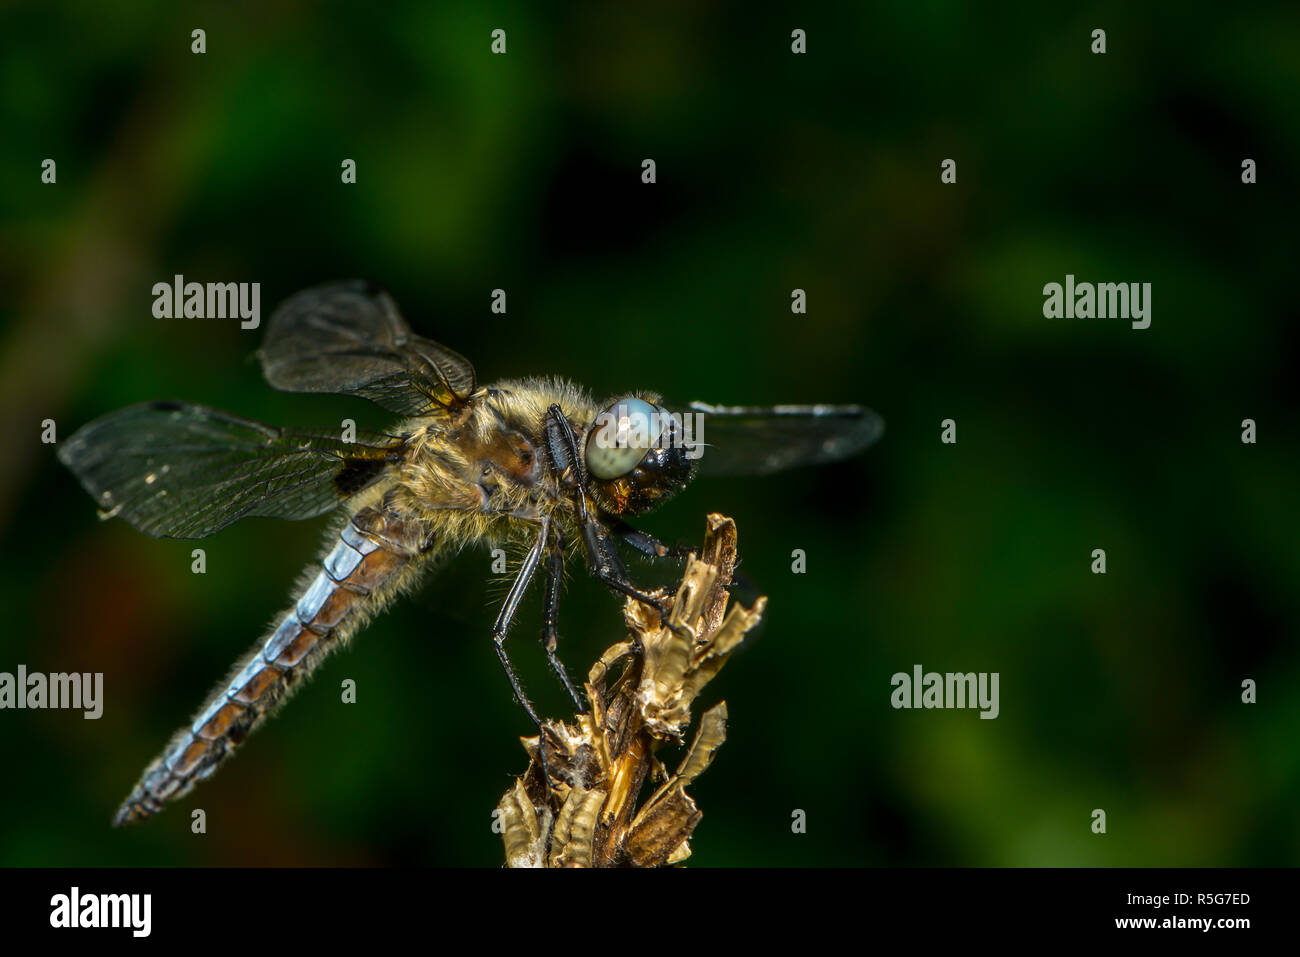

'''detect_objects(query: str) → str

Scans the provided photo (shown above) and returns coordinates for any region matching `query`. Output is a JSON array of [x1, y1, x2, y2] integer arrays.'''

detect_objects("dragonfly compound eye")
[[585, 397, 664, 479]]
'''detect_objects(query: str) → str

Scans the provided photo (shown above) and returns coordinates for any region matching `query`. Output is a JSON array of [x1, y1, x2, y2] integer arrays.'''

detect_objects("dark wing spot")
[[334, 456, 391, 496]]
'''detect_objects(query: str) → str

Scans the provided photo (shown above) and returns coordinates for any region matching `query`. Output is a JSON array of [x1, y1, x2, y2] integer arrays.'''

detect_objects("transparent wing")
[[682, 402, 884, 477], [58, 401, 404, 539], [258, 280, 477, 416]]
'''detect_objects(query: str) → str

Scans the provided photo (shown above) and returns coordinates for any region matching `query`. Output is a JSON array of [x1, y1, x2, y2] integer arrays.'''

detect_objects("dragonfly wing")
[[683, 402, 884, 477], [258, 280, 477, 416], [58, 401, 403, 539]]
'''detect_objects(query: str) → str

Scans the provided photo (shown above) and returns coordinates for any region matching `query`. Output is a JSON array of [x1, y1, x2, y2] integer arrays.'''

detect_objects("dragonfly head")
[[583, 396, 696, 516]]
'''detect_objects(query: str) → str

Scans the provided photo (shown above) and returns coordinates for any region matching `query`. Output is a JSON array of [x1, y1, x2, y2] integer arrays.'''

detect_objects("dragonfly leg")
[[540, 528, 586, 714], [582, 511, 696, 643], [611, 515, 755, 598], [543, 403, 688, 639], [607, 516, 695, 562], [491, 517, 549, 728]]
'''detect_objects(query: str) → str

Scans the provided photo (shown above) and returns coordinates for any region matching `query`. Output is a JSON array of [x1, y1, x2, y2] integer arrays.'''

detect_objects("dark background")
[[1, 2, 1296, 866]]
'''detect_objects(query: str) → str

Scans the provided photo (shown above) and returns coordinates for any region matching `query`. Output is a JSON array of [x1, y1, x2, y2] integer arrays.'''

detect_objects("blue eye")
[[585, 398, 664, 479]]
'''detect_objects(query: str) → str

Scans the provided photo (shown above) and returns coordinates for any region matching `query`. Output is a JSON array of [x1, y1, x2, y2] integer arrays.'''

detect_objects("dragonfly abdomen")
[[113, 507, 428, 826]]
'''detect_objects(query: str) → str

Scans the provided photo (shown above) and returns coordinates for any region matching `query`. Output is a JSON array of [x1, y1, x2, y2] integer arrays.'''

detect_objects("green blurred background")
[[1, 1, 1297, 866]]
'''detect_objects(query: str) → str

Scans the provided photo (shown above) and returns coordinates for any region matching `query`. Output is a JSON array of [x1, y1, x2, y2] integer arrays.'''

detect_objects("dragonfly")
[[59, 280, 883, 825]]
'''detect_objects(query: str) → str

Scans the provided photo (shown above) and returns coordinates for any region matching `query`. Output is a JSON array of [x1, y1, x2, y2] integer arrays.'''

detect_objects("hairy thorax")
[[388, 377, 602, 552]]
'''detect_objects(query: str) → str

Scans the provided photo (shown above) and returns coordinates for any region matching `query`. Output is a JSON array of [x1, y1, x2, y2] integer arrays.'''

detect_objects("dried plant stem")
[[497, 513, 765, 867]]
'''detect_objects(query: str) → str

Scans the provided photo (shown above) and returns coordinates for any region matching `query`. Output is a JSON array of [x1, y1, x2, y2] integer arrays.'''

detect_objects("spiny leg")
[[611, 515, 755, 600], [627, 515, 758, 592], [605, 518, 698, 602], [540, 528, 586, 714], [491, 517, 549, 727], [607, 516, 696, 561], [582, 517, 671, 613]]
